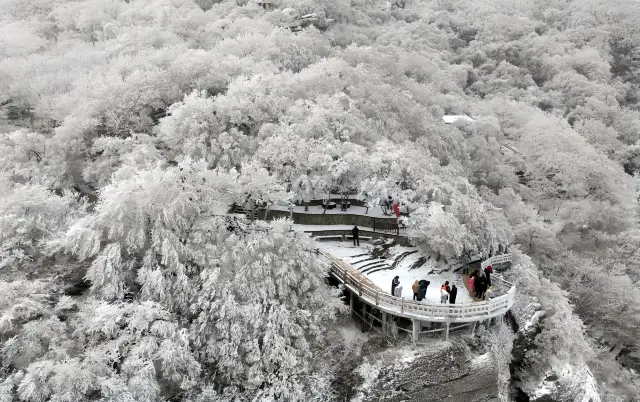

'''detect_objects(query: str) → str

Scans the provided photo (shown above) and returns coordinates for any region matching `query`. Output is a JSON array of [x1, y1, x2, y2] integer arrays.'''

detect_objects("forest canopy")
[[1, 0, 639, 400]]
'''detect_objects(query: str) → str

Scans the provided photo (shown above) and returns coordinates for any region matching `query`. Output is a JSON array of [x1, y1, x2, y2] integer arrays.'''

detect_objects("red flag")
[[393, 203, 401, 218]]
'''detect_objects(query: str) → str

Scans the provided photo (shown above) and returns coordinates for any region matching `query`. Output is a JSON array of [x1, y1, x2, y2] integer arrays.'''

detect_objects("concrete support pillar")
[[445, 322, 450, 341], [349, 291, 354, 317], [361, 303, 367, 332], [382, 312, 387, 339], [412, 319, 418, 345]]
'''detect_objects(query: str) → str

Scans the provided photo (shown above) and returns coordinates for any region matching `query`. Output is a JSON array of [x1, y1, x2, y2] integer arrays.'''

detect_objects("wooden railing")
[[320, 251, 515, 323]]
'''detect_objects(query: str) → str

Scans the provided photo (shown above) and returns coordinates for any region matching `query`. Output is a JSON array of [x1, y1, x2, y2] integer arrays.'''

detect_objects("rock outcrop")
[[354, 340, 499, 401]]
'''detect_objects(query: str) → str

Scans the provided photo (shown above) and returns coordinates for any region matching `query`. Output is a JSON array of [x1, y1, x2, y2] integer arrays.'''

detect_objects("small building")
[[442, 115, 474, 124], [256, 0, 274, 11]]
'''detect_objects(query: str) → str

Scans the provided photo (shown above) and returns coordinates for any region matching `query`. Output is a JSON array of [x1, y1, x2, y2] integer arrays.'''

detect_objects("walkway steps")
[[357, 260, 387, 270], [319, 250, 516, 325], [360, 264, 391, 274]]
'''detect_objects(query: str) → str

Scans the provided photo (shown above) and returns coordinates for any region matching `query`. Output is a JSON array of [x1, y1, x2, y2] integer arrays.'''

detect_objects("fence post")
[[375, 291, 379, 306], [358, 281, 362, 296], [373, 218, 376, 232], [401, 297, 404, 314]]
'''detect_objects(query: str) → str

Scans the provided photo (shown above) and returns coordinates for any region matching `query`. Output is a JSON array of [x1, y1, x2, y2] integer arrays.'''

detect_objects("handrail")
[[319, 250, 515, 322], [481, 254, 512, 270]]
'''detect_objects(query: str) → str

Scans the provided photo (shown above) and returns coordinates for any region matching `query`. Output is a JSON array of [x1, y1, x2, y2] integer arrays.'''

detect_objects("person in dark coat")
[[391, 276, 400, 295], [352, 225, 360, 246], [475, 275, 486, 299], [417, 280, 430, 301], [484, 265, 493, 287], [449, 285, 458, 304]]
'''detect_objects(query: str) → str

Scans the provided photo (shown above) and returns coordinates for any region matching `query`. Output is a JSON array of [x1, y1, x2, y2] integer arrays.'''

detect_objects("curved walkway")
[[318, 251, 516, 342]]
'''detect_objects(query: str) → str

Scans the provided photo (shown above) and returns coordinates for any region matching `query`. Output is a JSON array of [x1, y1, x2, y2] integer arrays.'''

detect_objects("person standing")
[[412, 280, 420, 300], [474, 275, 482, 298], [352, 225, 360, 246], [485, 287, 493, 300], [469, 274, 476, 294], [484, 265, 493, 287], [391, 276, 400, 295], [449, 284, 458, 304], [418, 280, 429, 301], [440, 289, 449, 304], [475, 276, 486, 300], [394, 284, 403, 298]]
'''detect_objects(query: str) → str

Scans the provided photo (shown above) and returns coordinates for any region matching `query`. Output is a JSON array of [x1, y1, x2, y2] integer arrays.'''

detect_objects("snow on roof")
[[443, 115, 474, 124], [500, 143, 522, 155]]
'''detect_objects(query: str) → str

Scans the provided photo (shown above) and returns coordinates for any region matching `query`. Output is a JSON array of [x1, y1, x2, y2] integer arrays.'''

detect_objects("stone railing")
[[481, 253, 512, 270]]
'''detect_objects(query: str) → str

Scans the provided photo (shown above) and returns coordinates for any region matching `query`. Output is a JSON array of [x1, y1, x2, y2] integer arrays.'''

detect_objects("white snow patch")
[[351, 360, 382, 402], [523, 310, 544, 331], [317, 241, 473, 304], [339, 321, 369, 346], [398, 349, 420, 365], [531, 364, 601, 402], [472, 353, 493, 370]]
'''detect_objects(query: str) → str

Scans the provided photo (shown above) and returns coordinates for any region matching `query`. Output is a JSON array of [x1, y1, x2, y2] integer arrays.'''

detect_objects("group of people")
[[412, 279, 430, 301], [390, 276, 459, 304], [469, 265, 493, 300], [389, 266, 494, 304], [438, 281, 458, 304]]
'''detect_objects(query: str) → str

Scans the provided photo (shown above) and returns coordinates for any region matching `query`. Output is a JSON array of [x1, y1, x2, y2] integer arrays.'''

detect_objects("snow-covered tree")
[[1, 290, 201, 402], [61, 159, 237, 309], [0, 178, 86, 269], [407, 203, 469, 260], [192, 220, 341, 399], [156, 90, 250, 170], [3, 0, 640, 398]]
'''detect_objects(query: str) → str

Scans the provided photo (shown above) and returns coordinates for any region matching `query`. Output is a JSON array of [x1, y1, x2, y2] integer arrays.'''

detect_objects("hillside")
[[1, 0, 639, 400]]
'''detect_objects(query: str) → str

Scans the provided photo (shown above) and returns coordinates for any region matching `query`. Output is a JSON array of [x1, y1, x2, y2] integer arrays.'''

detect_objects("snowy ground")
[[317, 241, 473, 304]]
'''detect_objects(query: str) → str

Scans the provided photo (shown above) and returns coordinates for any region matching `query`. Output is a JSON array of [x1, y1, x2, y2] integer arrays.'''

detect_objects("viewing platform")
[[318, 251, 516, 344]]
